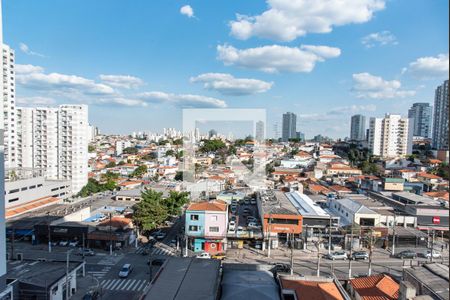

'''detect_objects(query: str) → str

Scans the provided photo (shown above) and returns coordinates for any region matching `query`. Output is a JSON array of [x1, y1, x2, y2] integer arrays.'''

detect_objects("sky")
[[3, 0, 449, 138]]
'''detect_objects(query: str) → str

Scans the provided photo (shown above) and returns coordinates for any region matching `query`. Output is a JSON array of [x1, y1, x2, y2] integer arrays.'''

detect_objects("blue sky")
[[3, 0, 449, 138]]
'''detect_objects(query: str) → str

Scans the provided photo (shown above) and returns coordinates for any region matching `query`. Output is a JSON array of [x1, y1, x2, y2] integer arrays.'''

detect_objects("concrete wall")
[[185, 211, 205, 237], [204, 211, 227, 238]]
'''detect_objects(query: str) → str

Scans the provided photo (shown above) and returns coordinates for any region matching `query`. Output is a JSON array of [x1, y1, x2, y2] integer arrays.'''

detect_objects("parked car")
[[236, 226, 246, 235], [244, 199, 250, 205], [82, 291, 100, 300], [247, 222, 260, 229], [118, 264, 133, 278], [169, 239, 177, 248], [230, 206, 237, 213], [272, 263, 291, 273], [238, 199, 245, 204], [253, 241, 263, 249], [151, 230, 162, 237], [352, 251, 369, 260], [230, 216, 237, 222], [77, 248, 95, 256], [69, 240, 79, 247], [419, 250, 441, 259], [250, 199, 256, 205], [196, 252, 211, 259], [59, 240, 69, 246], [231, 200, 237, 205], [149, 258, 166, 266], [395, 250, 417, 259], [247, 216, 257, 223], [212, 253, 226, 260], [326, 251, 348, 260], [155, 232, 166, 240]]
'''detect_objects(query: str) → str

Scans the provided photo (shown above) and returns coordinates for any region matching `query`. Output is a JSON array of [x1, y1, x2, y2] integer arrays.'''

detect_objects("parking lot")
[[227, 196, 263, 239]]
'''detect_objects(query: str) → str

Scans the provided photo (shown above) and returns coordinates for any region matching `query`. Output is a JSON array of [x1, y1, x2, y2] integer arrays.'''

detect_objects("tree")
[[88, 145, 96, 152], [175, 150, 184, 159], [165, 149, 175, 157], [130, 165, 148, 178], [431, 162, 449, 179], [199, 139, 226, 153], [161, 191, 189, 216], [158, 140, 168, 146], [106, 161, 116, 168], [132, 190, 168, 232], [123, 147, 138, 155], [142, 152, 158, 161], [118, 160, 126, 166], [174, 171, 183, 181], [172, 138, 183, 146]]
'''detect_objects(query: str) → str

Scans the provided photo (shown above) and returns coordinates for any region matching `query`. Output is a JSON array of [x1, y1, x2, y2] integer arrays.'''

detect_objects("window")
[[189, 225, 199, 232], [21, 187, 27, 191], [29, 185, 36, 189], [8, 189, 19, 194], [211, 215, 218, 221], [209, 227, 219, 232], [190, 214, 199, 221], [8, 198, 19, 203]]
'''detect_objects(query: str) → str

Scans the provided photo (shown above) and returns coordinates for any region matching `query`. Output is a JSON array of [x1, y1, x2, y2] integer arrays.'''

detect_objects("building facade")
[[2, 44, 16, 169], [282, 112, 297, 142], [368, 114, 413, 158], [432, 80, 449, 150], [408, 103, 432, 138], [350, 114, 366, 141]]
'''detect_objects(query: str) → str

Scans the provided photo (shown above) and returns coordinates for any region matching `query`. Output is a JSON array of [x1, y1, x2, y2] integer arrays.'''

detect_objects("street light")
[[66, 249, 74, 299]]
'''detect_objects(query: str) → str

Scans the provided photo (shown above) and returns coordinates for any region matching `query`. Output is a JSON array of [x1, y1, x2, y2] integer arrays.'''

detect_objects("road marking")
[[102, 280, 113, 289], [109, 279, 122, 290], [130, 280, 141, 291], [120, 280, 134, 290], [125, 279, 136, 290], [136, 280, 147, 291]]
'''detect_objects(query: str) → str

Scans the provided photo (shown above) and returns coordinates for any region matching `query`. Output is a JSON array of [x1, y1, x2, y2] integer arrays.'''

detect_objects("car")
[[272, 263, 291, 273], [151, 229, 162, 237], [231, 200, 237, 205], [118, 264, 133, 278], [149, 258, 166, 266], [238, 199, 245, 204], [77, 248, 95, 256], [352, 251, 369, 260], [247, 216, 257, 222], [230, 216, 237, 222], [247, 222, 260, 228], [169, 239, 177, 247], [155, 232, 166, 240], [419, 250, 441, 259], [236, 226, 246, 235], [69, 240, 79, 247], [196, 252, 211, 259], [253, 241, 263, 249], [82, 290, 100, 300], [326, 251, 348, 260], [230, 206, 237, 213], [59, 240, 69, 246], [229, 220, 236, 227], [212, 253, 226, 260], [395, 250, 417, 259], [244, 199, 250, 205], [250, 199, 256, 205]]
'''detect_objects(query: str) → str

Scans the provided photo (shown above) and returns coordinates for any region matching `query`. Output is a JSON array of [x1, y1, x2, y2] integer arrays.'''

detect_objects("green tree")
[[158, 140, 168, 146], [199, 139, 226, 153], [165, 149, 175, 157], [106, 161, 116, 168], [130, 165, 148, 178], [172, 138, 183, 146], [118, 161, 126, 165], [161, 191, 190, 216], [123, 147, 138, 155], [174, 171, 183, 181], [132, 190, 168, 232], [142, 152, 158, 161], [88, 145, 96, 152]]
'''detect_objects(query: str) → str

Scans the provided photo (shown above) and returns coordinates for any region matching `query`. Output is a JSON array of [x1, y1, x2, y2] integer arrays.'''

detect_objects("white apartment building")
[[16, 107, 34, 169], [368, 114, 413, 158], [2, 43, 16, 169], [16, 105, 89, 194], [34, 107, 59, 179], [58, 104, 89, 193], [115, 140, 131, 156]]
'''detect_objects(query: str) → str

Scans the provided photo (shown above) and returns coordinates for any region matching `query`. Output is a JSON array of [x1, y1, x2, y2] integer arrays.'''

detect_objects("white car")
[[59, 240, 69, 246], [424, 250, 441, 258], [118, 264, 133, 278], [196, 252, 211, 259], [69, 240, 79, 247], [236, 226, 246, 235]]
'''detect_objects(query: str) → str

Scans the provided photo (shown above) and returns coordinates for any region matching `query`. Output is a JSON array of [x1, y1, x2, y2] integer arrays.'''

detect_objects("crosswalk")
[[87, 266, 112, 279], [100, 279, 149, 292], [135, 246, 176, 256], [98, 255, 124, 266]]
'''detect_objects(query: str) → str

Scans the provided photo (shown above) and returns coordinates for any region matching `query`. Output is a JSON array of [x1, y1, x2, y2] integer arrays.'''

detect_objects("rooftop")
[[349, 274, 399, 300], [144, 257, 221, 300], [187, 200, 227, 212], [285, 192, 330, 217], [280, 275, 348, 300], [262, 190, 300, 216], [332, 198, 378, 215], [404, 263, 449, 300], [393, 192, 442, 206]]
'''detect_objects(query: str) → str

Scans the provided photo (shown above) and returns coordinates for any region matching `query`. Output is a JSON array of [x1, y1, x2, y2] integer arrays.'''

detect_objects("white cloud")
[[15, 64, 44, 74], [16, 96, 56, 106], [16, 64, 115, 96], [229, 0, 386, 42], [138, 91, 227, 108], [361, 31, 398, 48], [97, 97, 148, 107], [190, 73, 273, 95], [352, 72, 416, 99], [328, 104, 377, 115], [217, 44, 340, 73], [19, 43, 46, 57], [99, 74, 144, 89], [404, 53, 449, 79], [180, 5, 194, 18]]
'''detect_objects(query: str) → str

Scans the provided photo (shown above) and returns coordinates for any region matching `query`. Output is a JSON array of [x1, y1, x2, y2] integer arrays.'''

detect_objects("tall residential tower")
[[408, 103, 432, 138], [350, 114, 366, 141], [282, 112, 297, 142], [432, 80, 449, 150]]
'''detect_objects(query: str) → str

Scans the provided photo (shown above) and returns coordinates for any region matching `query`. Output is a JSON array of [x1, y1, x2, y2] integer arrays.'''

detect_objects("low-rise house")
[[329, 185, 352, 197], [348, 274, 399, 300], [185, 200, 228, 253], [383, 178, 405, 191], [416, 172, 447, 192], [327, 197, 381, 227], [280, 275, 350, 300]]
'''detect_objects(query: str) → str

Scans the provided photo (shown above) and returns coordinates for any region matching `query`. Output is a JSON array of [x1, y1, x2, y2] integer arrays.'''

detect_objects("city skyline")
[[2, 0, 449, 138]]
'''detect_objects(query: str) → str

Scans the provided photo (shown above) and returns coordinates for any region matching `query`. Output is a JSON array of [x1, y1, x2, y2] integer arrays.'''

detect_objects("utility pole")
[[47, 212, 52, 253], [66, 249, 73, 300], [392, 215, 396, 256], [348, 223, 354, 279], [430, 230, 435, 262], [290, 230, 294, 275], [10, 227, 14, 260], [109, 213, 113, 256], [328, 216, 332, 255], [267, 213, 272, 258], [315, 231, 322, 277], [368, 230, 374, 276]]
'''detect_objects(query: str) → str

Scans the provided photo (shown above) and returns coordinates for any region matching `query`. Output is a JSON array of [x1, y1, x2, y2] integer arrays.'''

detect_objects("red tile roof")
[[281, 278, 344, 300], [350, 274, 399, 300], [424, 191, 449, 201], [417, 172, 442, 180], [6, 197, 60, 219], [187, 200, 227, 212]]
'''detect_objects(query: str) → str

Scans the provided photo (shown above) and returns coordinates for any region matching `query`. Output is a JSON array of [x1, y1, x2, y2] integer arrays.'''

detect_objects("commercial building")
[[408, 103, 432, 138], [327, 196, 381, 227], [1, 43, 16, 169], [185, 200, 228, 253], [368, 114, 413, 158], [16, 105, 89, 193], [350, 114, 366, 141], [432, 80, 449, 150], [282, 112, 297, 142], [144, 257, 221, 300]]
